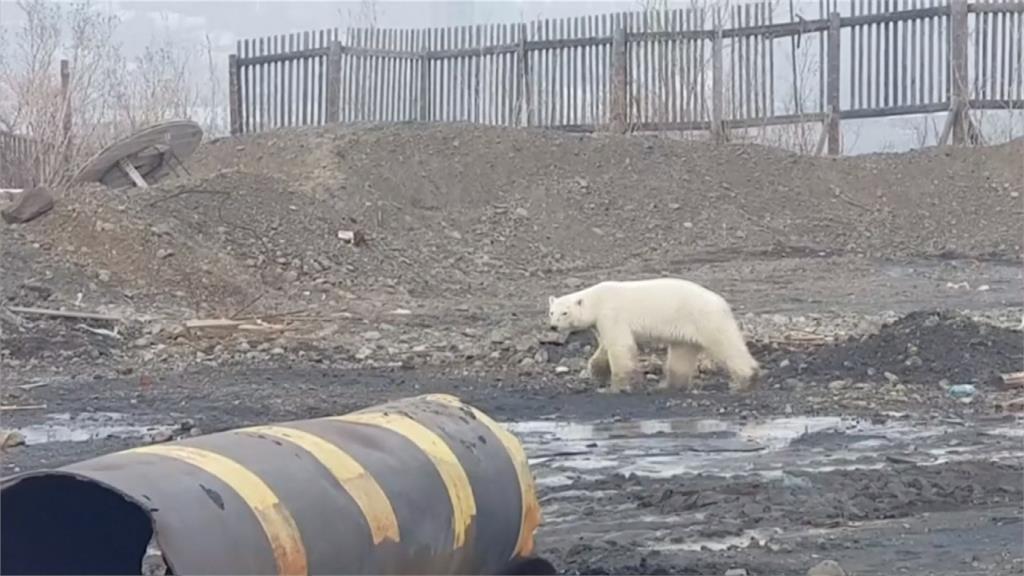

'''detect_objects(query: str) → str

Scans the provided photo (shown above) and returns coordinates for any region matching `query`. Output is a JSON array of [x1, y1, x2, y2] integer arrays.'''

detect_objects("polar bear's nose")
[[548, 325, 558, 332]]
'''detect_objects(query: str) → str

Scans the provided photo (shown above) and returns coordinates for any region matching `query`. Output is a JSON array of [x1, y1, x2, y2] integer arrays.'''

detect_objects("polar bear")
[[547, 278, 759, 393]]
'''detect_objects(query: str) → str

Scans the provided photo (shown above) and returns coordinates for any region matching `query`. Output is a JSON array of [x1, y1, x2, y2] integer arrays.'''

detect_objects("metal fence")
[[228, 0, 1024, 153]]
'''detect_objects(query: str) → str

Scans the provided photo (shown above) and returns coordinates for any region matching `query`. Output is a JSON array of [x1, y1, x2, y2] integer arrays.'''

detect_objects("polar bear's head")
[[548, 293, 592, 332]]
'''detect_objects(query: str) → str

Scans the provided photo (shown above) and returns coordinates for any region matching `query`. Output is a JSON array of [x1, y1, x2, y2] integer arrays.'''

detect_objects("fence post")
[[60, 59, 71, 168], [228, 54, 242, 135], [826, 12, 841, 156], [326, 40, 343, 124], [418, 43, 430, 122], [610, 24, 628, 133], [516, 24, 529, 127], [949, 0, 969, 145], [711, 12, 724, 142]]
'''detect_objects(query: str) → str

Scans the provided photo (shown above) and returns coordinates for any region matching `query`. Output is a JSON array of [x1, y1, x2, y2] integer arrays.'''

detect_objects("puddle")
[[507, 414, 1024, 487], [13, 412, 177, 445]]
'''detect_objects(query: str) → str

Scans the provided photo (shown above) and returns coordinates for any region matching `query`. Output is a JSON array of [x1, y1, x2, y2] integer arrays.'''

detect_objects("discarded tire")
[[1, 394, 546, 575]]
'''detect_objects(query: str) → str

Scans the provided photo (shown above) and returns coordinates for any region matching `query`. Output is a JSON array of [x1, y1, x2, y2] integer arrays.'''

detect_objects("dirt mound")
[[773, 310, 1023, 387], [12, 124, 1021, 315]]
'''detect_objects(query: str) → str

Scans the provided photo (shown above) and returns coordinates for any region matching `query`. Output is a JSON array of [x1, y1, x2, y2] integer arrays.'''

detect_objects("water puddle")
[[507, 414, 1024, 487], [13, 412, 177, 445]]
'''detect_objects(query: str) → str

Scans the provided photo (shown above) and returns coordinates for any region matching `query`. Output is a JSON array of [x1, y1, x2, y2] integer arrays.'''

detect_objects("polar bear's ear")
[[548, 295, 555, 305]]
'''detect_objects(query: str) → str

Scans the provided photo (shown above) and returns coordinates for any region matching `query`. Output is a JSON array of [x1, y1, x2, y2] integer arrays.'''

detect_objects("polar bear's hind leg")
[[662, 342, 701, 390], [700, 321, 759, 392]]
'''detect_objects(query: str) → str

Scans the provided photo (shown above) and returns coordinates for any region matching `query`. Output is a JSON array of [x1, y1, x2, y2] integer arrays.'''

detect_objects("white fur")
[[547, 278, 759, 393]]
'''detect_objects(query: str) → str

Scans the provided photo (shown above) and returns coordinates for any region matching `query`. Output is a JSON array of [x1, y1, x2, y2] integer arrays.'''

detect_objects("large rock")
[[1, 185, 54, 224]]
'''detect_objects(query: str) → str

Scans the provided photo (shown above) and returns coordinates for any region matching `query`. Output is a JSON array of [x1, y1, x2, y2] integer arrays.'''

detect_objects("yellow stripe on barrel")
[[423, 394, 542, 558], [241, 425, 400, 545], [332, 411, 477, 548], [131, 444, 308, 576]]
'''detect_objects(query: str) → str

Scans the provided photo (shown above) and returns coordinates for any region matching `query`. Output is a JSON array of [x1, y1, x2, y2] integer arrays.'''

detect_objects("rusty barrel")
[[1, 394, 548, 575]]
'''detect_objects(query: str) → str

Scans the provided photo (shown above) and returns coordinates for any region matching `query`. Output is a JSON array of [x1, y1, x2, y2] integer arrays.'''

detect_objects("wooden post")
[[228, 54, 242, 135], [826, 11, 841, 156], [59, 59, 71, 167], [326, 40, 343, 124], [610, 24, 628, 133], [418, 38, 430, 122], [949, 0, 969, 145], [516, 24, 529, 127], [711, 8, 725, 142]]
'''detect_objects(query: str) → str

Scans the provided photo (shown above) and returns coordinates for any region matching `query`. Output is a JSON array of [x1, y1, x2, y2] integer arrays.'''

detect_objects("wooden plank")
[[438, 26, 446, 122], [474, 24, 482, 124], [298, 31, 307, 125], [384, 27, 392, 122], [818, 0, 825, 113], [327, 36, 342, 124], [256, 37, 264, 131], [840, 100, 951, 117], [711, 8, 724, 138], [766, 4, 774, 118], [1014, 0, 1021, 101], [875, 0, 883, 108], [898, 0, 907, 106], [827, 11, 841, 155], [236, 46, 330, 66], [229, 54, 241, 134], [969, 1, 1024, 12], [950, 0, 968, 143], [7, 306, 123, 322], [277, 35, 284, 128], [610, 19, 627, 132], [745, 3, 754, 119]]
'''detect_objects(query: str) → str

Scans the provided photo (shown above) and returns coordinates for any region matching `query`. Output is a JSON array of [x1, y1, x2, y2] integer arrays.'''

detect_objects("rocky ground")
[[1, 125, 1022, 575]]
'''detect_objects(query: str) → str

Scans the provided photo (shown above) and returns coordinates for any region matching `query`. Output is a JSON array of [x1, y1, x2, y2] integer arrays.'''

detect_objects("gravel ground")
[[1, 125, 1022, 575]]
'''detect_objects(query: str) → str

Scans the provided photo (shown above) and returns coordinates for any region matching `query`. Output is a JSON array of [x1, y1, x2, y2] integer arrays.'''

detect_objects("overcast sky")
[[1, 0, 1020, 153]]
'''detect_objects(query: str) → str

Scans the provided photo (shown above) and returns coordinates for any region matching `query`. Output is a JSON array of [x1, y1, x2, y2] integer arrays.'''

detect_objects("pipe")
[[1, 394, 547, 575]]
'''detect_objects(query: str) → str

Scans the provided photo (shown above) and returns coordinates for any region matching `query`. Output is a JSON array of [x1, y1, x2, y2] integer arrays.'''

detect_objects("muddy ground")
[[3, 302, 1023, 576], [1, 126, 1023, 575]]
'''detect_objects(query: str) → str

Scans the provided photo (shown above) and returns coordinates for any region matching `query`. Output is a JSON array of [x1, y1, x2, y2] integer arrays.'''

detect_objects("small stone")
[[362, 331, 383, 341], [828, 379, 849, 392], [355, 347, 373, 360], [269, 347, 285, 356], [98, 269, 112, 282], [904, 356, 922, 367], [554, 366, 570, 374], [564, 276, 585, 288], [883, 371, 900, 384], [148, 430, 173, 444], [807, 560, 847, 576], [533, 349, 549, 364], [683, 221, 693, 228], [724, 568, 748, 576], [514, 207, 529, 218], [282, 270, 299, 283], [779, 358, 791, 368], [156, 248, 175, 259]]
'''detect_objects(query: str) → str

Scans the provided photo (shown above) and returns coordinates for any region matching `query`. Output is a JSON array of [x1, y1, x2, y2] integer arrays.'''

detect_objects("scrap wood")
[[998, 371, 1024, 389], [6, 306, 122, 322], [185, 318, 288, 336], [994, 397, 1024, 413], [0, 404, 46, 412]]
